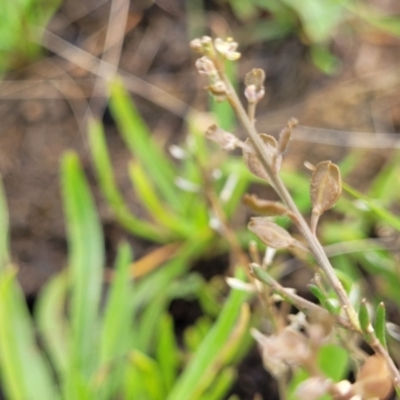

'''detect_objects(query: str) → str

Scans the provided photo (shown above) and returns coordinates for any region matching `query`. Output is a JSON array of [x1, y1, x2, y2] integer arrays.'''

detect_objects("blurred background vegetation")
[[1, 0, 400, 399]]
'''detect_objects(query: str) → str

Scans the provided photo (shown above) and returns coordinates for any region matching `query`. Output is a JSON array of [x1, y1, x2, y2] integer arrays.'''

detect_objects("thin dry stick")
[[89, 0, 130, 116]]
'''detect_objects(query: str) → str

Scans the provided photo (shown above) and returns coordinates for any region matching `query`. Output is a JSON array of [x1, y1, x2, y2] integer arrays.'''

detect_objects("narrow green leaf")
[[375, 302, 387, 349], [167, 269, 249, 400], [100, 242, 133, 362], [342, 181, 400, 232], [137, 291, 168, 353], [88, 118, 165, 242], [97, 242, 134, 399], [156, 314, 180, 392], [109, 81, 181, 209], [35, 270, 69, 379], [128, 161, 188, 236], [199, 368, 236, 400], [0, 269, 60, 400], [130, 350, 165, 400], [0, 173, 10, 269], [358, 299, 372, 334], [61, 152, 104, 377]]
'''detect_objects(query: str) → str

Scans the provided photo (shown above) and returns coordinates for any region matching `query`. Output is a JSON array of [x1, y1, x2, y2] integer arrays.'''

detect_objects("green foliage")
[[0, 154, 252, 400], [0, 0, 61, 73], [89, 80, 262, 251]]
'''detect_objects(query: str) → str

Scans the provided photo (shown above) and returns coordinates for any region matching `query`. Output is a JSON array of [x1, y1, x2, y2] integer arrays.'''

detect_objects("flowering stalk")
[[191, 36, 400, 390]]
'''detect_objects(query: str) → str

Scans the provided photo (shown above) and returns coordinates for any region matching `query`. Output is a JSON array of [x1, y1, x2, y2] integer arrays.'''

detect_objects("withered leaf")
[[243, 194, 289, 217], [243, 134, 280, 180], [310, 161, 342, 215], [248, 217, 295, 249], [244, 68, 265, 90], [354, 355, 393, 400], [310, 161, 341, 234], [278, 118, 298, 155]]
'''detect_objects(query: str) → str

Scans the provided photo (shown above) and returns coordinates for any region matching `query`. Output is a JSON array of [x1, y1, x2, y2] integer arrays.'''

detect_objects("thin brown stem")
[[222, 73, 360, 330]]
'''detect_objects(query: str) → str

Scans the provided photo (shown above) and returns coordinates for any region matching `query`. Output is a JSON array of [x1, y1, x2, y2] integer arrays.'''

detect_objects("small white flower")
[[214, 38, 241, 61]]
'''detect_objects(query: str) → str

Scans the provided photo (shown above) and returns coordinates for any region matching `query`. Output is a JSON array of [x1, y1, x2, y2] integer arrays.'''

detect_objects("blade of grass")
[[342, 181, 400, 232], [0, 269, 60, 400], [166, 269, 250, 400], [198, 368, 236, 400], [88, 118, 166, 242], [61, 152, 104, 379], [128, 161, 190, 236], [109, 81, 182, 209], [35, 270, 69, 379], [129, 350, 166, 400], [0, 173, 10, 269], [98, 242, 134, 399], [156, 314, 180, 392]]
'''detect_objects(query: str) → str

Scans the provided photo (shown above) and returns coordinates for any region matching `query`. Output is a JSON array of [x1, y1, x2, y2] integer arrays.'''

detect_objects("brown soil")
[[2, 1, 400, 399]]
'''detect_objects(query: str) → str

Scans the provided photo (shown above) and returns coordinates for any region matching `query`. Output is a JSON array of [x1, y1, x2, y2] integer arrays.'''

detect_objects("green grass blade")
[[342, 181, 400, 232], [0, 269, 60, 400], [100, 242, 133, 363], [88, 118, 166, 242], [0, 174, 10, 269], [156, 314, 180, 392], [61, 152, 104, 378], [109, 81, 181, 209], [166, 269, 250, 400], [35, 270, 69, 379], [199, 368, 236, 400], [129, 351, 166, 400], [128, 161, 189, 236], [131, 236, 212, 309], [97, 242, 134, 399], [375, 302, 387, 349]]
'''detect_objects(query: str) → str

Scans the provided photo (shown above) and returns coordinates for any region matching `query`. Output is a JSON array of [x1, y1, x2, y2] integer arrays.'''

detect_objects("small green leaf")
[[375, 302, 387, 349], [358, 299, 372, 334], [318, 344, 349, 381]]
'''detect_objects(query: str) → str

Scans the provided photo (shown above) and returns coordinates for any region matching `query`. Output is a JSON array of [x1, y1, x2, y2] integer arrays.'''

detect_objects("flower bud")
[[214, 37, 241, 60], [244, 68, 265, 103], [205, 124, 239, 150]]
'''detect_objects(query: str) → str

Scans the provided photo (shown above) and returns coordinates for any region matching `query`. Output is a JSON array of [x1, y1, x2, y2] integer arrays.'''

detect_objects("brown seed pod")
[[248, 217, 299, 249], [242, 194, 289, 217], [243, 134, 281, 181], [310, 161, 342, 234]]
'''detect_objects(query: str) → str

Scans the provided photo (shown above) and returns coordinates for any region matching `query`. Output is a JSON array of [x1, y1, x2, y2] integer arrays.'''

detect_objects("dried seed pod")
[[248, 217, 303, 249], [243, 134, 281, 181], [205, 124, 239, 150], [242, 194, 289, 217], [244, 68, 265, 103], [353, 355, 393, 399], [310, 161, 342, 234], [278, 118, 298, 155]]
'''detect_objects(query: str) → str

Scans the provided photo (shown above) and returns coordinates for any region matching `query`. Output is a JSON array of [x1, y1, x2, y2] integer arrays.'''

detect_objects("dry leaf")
[[353, 355, 393, 399], [243, 134, 281, 180], [242, 194, 289, 216], [310, 161, 342, 234], [248, 217, 295, 249]]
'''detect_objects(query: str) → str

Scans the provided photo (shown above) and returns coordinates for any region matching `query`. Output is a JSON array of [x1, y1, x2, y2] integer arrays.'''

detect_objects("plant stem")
[[222, 75, 360, 330]]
